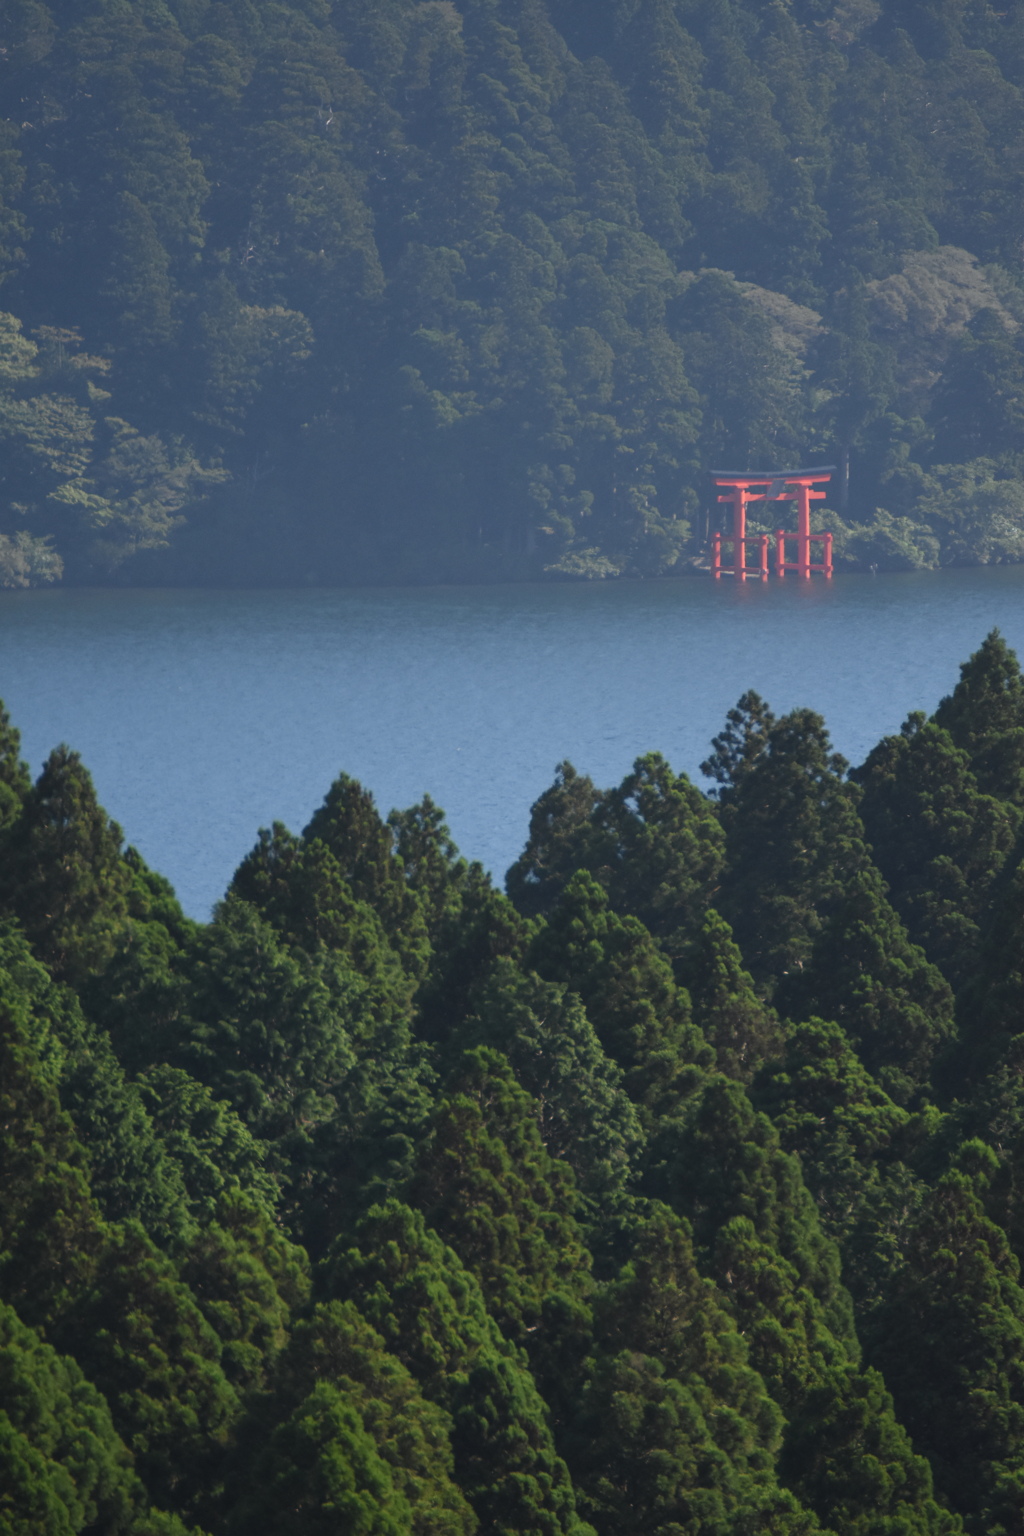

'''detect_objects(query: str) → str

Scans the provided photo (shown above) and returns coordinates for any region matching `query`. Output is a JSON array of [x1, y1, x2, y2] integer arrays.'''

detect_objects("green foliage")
[[8, 645, 1024, 1533], [255, 1299, 477, 1536], [508, 753, 724, 955], [0, 1, 1023, 577], [327, 1200, 592, 1536], [175, 895, 359, 1142], [0, 1298, 141, 1536], [50, 1220, 242, 1520], [852, 710, 1019, 987], [302, 774, 431, 983], [0, 745, 131, 985], [933, 630, 1024, 803], [713, 705, 872, 988], [866, 1166, 1024, 1534], [751, 1019, 911, 1252], [676, 909, 785, 1084], [774, 869, 956, 1104], [409, 1048, 591, 1343], [525, 871, 711, 1115], [462, 960, 645, 1214]]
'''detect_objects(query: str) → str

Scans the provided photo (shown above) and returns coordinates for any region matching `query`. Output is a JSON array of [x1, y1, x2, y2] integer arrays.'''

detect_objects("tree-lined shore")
[[3, 0, 1024, 585]]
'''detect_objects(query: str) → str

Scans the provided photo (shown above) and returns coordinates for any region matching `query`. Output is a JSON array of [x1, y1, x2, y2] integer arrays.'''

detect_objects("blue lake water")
[[1, 566, 1023, 919]]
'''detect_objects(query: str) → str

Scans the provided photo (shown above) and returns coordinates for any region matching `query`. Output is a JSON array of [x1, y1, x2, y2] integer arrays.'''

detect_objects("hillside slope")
[[2, 0, 1024, 582]]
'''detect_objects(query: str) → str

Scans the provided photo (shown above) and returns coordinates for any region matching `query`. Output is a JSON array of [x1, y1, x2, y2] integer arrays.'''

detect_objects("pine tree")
[[0, 694, 31, 833], [409, 1047, 591, 1333], [230, 1380, 416, 1536], [751, 1018, 911, 1252], [230, 821, 414, 1012], [180, 1191, 310, 1395], [414, 864, 530, 1048], [303, 773, 431, 981], [0, 1298, 147, 1536], [465, 960, 645, 1216], [50, 1220, 242, 1523], [177, 895, 359, 1143], [573, 1200, 817, 1536], [506, 761, 607, 919]]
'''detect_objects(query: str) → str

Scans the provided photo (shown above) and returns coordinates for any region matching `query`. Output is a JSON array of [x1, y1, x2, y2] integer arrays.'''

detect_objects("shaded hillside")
[[2, 0, 1024, 583]]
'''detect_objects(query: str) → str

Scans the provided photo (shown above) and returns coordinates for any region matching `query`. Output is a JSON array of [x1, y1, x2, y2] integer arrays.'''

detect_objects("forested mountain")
[[2, 0, 1024, 584], [7, 630, 1024, 1532]]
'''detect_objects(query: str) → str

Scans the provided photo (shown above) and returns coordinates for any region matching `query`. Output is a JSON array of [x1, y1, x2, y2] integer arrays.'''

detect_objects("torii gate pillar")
[[711, 480, 769, 581]]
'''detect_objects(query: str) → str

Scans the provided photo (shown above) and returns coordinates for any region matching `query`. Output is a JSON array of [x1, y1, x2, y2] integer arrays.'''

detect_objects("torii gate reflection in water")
[[710, 468, 835, 581]]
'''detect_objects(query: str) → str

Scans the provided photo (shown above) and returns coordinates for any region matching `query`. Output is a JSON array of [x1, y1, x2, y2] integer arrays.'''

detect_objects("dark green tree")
[[714, 705, 872, 988], [0, 745, 131, 984], [525, 871, 711, 1115], [409, 1047, 590, 1340], [302, 774, 431, 982], [245, 1297, 478, 1536], [933, 630, 1024, 804], [866, 1158, 1024, 1535], [506, 761, 606, 919], [676, 909, 785, 1083], [774, 869, 956, 1104], [852, 711, 1019, 987], [464, 960, 645, 1215], [327, 1199, 592, 1536]]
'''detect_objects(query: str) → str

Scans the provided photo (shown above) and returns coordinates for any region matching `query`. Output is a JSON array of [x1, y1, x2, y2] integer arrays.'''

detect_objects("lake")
[[1, 566, 1023, 919]]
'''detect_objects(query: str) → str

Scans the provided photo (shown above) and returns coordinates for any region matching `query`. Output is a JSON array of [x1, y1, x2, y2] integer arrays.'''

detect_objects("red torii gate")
[[710, 468, 835, 581]]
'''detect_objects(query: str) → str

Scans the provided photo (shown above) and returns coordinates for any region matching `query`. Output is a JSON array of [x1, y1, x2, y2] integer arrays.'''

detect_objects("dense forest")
[[2, 0, 1024, 584], [8, 628, 1024, 1531]]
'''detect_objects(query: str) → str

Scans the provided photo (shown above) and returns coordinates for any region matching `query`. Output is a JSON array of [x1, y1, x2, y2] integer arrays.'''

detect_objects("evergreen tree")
[[409, 1047, 591, 1335], [0, 1298, 151, 1536], [414, 864, 530, 1048], [0, 745, 131, 984], [933, 630, 1024, 804], [50, 1220, 242, 1523], [525, 871, 711, 1115], [676, 909, 785, 1083], [230, 821, 414, 1012], [714, 705, 873, 988], [179, 1191, 310, 1395], [0, 693, 31, 832], [866, 1159, 1024, 1534], [774, 869, 956, 1104], [248, 1298, 477, 1536], [567, 1200, 825, 1536], [327, 1199, 593, 1536], [656, 1063, 957, 1536], [302, 773, 431, 981], [176, 895, 359, 1143], [506, 761, 607, 919], [751, 1018, 911, 1252], [852, 711, 1019, 987], [465, 960, 645, 1216]]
